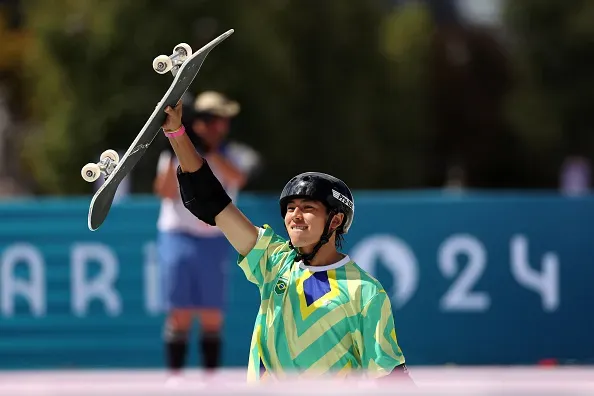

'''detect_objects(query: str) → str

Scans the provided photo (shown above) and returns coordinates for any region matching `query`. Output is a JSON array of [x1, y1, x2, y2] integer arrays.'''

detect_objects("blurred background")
[[0, 0, 593, 393]]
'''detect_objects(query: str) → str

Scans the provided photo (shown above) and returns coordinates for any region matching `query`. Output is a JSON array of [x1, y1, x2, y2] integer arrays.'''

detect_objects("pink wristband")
[[164, 125, 185, 138]]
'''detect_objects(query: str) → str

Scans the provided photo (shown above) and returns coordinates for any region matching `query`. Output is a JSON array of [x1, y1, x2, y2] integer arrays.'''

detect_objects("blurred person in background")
[[560, 156, 591, 196], [153, 91, 262, 382]]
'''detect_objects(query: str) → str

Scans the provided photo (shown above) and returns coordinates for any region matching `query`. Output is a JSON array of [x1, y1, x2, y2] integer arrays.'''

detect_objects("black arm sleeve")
[[176, 160, 232, 226]]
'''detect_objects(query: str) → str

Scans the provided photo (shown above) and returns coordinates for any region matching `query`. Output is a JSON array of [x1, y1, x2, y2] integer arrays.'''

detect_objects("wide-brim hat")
[[193, 91, 240, 118]]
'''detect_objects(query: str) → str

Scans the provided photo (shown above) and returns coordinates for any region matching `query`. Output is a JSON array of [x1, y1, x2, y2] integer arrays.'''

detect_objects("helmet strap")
[[290, 209, 337, 266]]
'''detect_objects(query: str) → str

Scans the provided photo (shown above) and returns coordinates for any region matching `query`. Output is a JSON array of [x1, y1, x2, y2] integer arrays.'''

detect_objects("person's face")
[[192, 116, 230, 146], [284, 198, 344, 249]]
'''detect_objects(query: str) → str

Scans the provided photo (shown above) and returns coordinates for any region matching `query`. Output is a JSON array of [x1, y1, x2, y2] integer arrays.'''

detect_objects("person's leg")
[[192, 235, 231, 372], [158, 231, 195, 374], [163, 310, 193, 373], [197, 308, 224, 370]]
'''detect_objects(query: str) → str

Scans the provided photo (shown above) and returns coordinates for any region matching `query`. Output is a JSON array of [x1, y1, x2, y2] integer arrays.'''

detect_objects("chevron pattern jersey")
[[237, 225, 406, 382]]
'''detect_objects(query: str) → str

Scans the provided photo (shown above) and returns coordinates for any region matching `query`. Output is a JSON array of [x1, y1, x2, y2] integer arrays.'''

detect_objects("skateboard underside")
[[86, 29, 234, 231]]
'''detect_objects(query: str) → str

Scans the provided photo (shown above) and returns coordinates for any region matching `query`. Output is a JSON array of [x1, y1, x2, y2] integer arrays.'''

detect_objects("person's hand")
[[162, 100, 183, 132]]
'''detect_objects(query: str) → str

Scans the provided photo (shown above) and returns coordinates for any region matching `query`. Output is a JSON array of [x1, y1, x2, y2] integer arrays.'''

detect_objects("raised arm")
[[162, 101, 259, 256]]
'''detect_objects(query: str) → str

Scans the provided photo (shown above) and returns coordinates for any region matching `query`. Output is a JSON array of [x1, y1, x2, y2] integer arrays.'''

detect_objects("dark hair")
[[335, 232, 345, 249]]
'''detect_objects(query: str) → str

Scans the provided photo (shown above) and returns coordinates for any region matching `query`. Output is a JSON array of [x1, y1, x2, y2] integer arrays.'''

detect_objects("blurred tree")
[[503, 0, 594, 187], [15, 0, 590, 194], [0, 5, 27, 72], [378, 2, 434, 188], [417, 0, 528, 189], [20, 0, 443, 194], [0, 1, 31, 196], [21, 0, 238, 194]]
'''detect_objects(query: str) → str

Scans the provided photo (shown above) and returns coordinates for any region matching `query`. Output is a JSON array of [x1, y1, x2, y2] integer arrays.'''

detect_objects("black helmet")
[[279, 172, 355, 234]]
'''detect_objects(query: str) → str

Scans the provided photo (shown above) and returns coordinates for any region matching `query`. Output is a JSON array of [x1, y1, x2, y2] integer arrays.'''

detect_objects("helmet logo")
[[332, 189, 354, 210]]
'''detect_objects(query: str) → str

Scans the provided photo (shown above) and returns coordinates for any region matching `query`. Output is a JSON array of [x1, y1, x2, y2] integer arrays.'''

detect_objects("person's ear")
[[330, 212, 344, 232]]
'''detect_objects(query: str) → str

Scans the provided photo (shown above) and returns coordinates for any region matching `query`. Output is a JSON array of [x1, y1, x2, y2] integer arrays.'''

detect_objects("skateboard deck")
[[86, 29, 234, 231]]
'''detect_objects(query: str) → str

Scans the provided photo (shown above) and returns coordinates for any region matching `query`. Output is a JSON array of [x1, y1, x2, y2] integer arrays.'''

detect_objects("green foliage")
[[18, 0, 594, 194], [20, 0, 436, 194], [503, 0, 594, 167], [22, 0, 225, 194], [378, 3, 433, 187]]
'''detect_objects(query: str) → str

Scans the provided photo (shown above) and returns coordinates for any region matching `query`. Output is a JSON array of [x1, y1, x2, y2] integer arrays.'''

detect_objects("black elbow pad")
[[176, 161, 232, 226]]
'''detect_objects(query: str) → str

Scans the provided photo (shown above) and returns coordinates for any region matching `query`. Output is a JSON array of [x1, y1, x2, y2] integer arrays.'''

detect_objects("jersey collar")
[[298, 255, 351, 272]]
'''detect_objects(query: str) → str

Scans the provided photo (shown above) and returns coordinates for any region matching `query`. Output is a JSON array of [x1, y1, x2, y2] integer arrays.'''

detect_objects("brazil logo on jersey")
[[274, 278, 288, 295]]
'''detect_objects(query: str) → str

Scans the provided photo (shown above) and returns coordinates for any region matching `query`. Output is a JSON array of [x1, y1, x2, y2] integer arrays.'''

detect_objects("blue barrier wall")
[[0, 192, 593, 369]]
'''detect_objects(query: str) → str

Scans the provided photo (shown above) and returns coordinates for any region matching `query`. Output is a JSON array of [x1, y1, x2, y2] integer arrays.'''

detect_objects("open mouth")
[[291, 225, 308, 230]]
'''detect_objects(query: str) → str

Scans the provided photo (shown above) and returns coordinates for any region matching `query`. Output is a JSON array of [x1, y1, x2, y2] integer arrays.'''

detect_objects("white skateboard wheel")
[[100, 149, 119, 164], [81, 163, 101, 183], [173, 43, 192, 58], [153, 55, 173, 74]]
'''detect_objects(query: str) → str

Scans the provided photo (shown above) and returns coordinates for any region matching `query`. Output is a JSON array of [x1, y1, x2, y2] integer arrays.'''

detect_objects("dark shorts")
[[157, 231, 231, 311]]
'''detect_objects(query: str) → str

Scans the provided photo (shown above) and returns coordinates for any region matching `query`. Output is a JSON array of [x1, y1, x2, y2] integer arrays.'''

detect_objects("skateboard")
[[81, 29, 235, 231]]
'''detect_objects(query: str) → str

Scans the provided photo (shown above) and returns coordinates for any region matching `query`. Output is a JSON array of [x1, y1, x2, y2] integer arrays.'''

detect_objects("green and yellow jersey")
[[237, 225, 406, 382]]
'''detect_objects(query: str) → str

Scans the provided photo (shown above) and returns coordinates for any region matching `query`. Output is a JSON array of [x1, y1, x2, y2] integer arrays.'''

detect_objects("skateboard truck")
[[152, 43, 193, 76], [81, 149, 120, 182]]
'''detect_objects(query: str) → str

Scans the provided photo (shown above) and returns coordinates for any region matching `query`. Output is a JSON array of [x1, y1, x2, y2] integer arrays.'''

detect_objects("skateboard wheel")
[[173, 43, 192, 59], [100, 149, 119, 164], [81, 163, 101, 183], [153, 55, 173, 74]]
